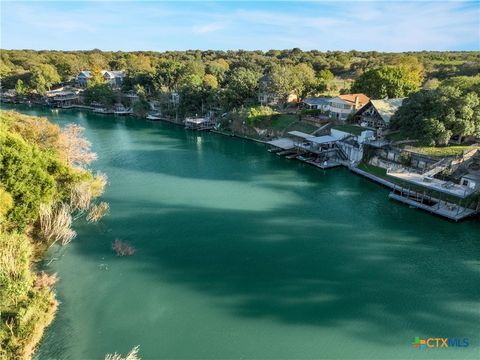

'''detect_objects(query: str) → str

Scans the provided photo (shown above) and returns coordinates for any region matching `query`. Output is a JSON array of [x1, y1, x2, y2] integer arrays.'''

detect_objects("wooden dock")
[[350, 167, 478, 221], [388, 193, 476, 221]]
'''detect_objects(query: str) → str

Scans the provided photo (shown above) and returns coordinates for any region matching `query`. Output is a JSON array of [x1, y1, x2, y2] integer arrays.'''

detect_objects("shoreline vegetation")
[[0, 110, 108, 359]]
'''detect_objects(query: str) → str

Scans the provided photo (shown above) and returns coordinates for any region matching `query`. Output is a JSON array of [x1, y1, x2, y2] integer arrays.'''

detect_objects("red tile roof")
[[338, 93, 370, 107]]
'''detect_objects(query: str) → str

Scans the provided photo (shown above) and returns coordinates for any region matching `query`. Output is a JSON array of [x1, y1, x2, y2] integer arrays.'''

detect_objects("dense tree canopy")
[[391, 76, 480, 146], [351, 66, 419, 99], [223, 67, 262, 108], [30, 64, 61, 95], [83, 83, 116, 106]]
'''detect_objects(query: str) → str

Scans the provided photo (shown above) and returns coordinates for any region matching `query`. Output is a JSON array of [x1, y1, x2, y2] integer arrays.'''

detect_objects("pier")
[[184, 117, 215, 131], [350, 167, 478, 221]]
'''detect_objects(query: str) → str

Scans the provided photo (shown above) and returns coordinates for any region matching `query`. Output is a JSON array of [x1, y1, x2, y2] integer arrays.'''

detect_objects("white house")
[[328, 94, 369, 121]]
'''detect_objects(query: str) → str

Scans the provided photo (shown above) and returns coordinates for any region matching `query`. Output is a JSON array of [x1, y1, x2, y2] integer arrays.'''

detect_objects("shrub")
[[0, 232, 33, 308], [246, 106, 278, 125], [39, 203, 76, 246], [0, 131, 57, 229], [86, 202, 109, 223]]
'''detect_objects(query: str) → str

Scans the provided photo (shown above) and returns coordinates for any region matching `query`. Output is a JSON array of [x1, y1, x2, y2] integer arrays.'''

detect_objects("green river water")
[[2, 104, 479, 359]]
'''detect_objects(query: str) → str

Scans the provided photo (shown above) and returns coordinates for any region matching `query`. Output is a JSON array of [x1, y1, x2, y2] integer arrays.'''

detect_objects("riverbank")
[[0, 109, 108, 359]]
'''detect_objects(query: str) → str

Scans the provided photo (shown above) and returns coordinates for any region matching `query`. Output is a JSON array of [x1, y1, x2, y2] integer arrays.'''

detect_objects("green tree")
[[89, 65, 105, 86], [132, 85, 150, 117], [351, 66, 419, 99], [206, 59, 229, 84], [30, 64, 61, 95], [391, 76, 480, 145], [15, 79, 26, 96], [153, 59, 184, 92], [224, 67, 262, 108], [292, 63, 317, 99], [203, 74, 218, 89], [83, 83, 116, 106]]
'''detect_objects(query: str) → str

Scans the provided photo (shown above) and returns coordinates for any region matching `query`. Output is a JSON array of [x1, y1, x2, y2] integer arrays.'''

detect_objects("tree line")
[[1, 49, 478, 106]]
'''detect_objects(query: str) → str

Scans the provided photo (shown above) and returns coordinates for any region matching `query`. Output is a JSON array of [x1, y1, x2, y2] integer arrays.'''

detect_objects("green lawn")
[[286, 121, 319, 134], [409, 145, 480, 157], [332, 124, 370, 136], [270, 113, 299, 130], [385, 131, 409, 142], [357, 163, 388, 178]]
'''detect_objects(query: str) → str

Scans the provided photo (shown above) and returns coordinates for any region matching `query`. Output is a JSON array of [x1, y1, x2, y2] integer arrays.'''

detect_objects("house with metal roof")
[[302, 97, 331, 111], [354, 98, 405, 128], [76, 70, 125, 88]]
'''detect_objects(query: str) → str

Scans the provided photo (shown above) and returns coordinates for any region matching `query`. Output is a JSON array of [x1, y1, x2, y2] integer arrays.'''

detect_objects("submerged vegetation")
[[105, 346, 141, 360], [0, 110, 108, 359], [112, 239, 136, 257]]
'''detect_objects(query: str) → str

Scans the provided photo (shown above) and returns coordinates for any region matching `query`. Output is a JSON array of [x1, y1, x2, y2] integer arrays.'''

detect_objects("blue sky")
[[1, 1, 479, 51]]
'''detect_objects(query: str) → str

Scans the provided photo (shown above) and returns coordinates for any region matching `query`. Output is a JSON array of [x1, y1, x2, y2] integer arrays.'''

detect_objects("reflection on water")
[[3, 105, 478, 360]]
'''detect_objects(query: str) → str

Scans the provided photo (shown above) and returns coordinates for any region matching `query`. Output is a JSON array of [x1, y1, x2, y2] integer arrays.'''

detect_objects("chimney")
[[355, 96, 359, 109]]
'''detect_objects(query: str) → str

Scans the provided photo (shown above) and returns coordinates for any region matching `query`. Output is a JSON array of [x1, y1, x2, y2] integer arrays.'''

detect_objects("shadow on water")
[[71, 193, 480, 347], [9, 105, 479, 357]]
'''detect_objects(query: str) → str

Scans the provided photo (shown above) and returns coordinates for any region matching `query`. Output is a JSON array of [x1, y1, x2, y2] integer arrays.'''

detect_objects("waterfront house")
[[49, 90, 79, 108], [76, 70, 125, 88], [301, 97, 331, 111], [76, 71, 91, 87], [328, 94, 369, 121], [354, 98, 404, 129]]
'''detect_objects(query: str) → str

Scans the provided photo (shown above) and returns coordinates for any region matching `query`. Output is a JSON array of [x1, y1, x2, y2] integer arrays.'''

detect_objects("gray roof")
[[370, 98, 405, 124], [462, 173, 480, 181], [287, 131, 315, 140], [78, 71, 91, 78], [302, 97, 331, 106], [77, 70, 125, 79]]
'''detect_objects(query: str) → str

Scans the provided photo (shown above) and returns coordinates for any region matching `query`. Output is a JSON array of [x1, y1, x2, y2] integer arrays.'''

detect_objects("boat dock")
[[185, 117, 215, 131], [350, 167, 478, 221], [389, 191, 477, 221]]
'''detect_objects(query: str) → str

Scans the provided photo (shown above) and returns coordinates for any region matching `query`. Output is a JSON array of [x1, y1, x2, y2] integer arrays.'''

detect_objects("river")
[[2, 104, 479, 359]]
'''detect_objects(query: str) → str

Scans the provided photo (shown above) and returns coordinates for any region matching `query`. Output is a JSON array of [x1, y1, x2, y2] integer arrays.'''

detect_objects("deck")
[[388, 193, 476, 221], [350, 167, 478, 221]]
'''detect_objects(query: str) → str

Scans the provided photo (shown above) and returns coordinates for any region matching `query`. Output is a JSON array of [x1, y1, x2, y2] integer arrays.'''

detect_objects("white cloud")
[[192, 22, 225, 34]]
